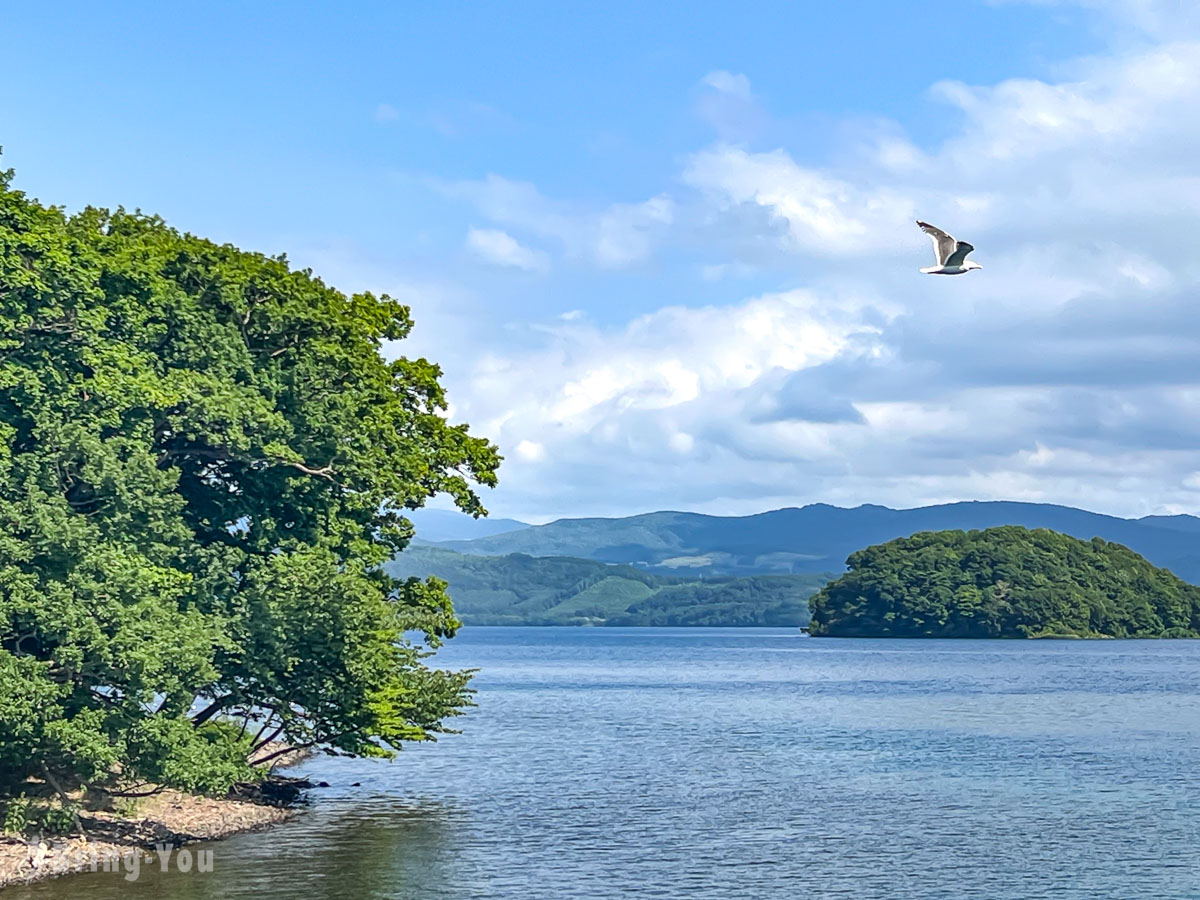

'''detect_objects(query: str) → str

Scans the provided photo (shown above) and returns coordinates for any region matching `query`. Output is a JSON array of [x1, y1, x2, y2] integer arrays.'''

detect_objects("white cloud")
[[701, 261, 757, 281], [593, 194, 673, 267], [932, 46, 1200, 168], [465, 227, 548, 271], [438, 288, 892, 515], [669, 432, 696, 454], [701, 70, 753, 100], [374, 102, 398, 123], [684, 146, 914, 256], [696, 70, 767, 140], [392, 12, 1200, 521], [514, 440, 546, 462], [442, 174, 673, 268]]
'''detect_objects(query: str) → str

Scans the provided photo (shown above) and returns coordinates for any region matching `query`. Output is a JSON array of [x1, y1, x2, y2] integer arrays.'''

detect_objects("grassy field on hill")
[[386, 546, 828, 626]]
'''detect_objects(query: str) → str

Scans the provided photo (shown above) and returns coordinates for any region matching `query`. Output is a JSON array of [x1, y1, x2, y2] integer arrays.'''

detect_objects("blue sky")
[[5, 0, 1200, 521]]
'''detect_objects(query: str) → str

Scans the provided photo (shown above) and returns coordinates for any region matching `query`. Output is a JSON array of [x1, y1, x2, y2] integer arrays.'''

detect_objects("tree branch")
[[159, 446, 336, 481], [107, 784, 167, 799], [251, 713, 279, 748], [250, 742, 311, 768], [287, 461, 335, 481], [40, 762, 86, 839], [191, 696, 232, 726], [251, 724, 286, 754]]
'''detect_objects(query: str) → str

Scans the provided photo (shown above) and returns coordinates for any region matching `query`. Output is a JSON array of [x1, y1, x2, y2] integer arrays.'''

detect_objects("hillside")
[[808, 527, 1200, 638], [430, 501, 1200, 582], [385, 546, 827, 626]]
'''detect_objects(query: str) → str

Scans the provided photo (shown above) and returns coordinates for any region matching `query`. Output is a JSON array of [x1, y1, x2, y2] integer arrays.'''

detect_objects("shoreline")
[[0, 746, 314, 888]]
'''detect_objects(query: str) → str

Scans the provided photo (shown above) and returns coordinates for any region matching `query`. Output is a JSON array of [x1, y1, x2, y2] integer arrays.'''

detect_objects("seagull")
[[916, 220, 982, 275]]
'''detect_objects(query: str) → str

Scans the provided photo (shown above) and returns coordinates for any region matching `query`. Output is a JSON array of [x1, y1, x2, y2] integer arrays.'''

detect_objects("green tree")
[[0, 157, 499, 799], [809, 526, 1200, 638]]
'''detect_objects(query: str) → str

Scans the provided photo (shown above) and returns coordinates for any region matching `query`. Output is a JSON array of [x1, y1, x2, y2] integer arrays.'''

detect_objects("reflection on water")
[[9, 628, 1200, 899], [6, 800, 467, 900]]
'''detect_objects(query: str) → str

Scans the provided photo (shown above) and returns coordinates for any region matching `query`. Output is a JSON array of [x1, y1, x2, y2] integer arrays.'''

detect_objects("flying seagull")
[[916, 220, 982, 275]]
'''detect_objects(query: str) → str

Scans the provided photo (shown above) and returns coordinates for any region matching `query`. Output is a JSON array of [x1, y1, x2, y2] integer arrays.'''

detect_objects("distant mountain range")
[[405, 507, 529, 543], [420, 501, 1200, 583]]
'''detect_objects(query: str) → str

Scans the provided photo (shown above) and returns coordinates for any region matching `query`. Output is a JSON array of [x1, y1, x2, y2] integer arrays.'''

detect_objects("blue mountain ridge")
[[426, 501, 1200, 583]]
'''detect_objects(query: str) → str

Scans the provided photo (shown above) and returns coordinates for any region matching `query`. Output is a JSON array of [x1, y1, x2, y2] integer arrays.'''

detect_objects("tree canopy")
[[0, 158, 499, 800], [808, 526, 1200, 638]]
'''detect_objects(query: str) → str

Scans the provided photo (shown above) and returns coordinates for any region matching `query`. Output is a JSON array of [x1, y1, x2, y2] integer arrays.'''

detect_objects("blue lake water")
[[13, 627, 1200, 898]]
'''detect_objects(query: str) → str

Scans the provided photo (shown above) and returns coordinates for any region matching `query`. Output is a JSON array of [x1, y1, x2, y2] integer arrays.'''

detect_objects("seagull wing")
[[944, 241, 975, 267], [916, 220, 957, 266]]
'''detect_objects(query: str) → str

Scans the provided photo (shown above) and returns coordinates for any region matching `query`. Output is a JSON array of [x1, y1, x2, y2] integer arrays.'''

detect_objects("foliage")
[[808, 526, 1200, 638], [0, 156, 498, 799], [2, 796, 76, 836], [615, 576, 820, 626], [386, 546, 827, 626]]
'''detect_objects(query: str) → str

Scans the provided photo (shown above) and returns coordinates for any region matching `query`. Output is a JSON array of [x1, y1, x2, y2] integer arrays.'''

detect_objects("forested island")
[[809, 526, 1200, 638]]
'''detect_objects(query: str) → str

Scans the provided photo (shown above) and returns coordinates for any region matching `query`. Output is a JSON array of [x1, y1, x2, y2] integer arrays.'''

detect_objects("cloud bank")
[[390, 13, 1200, 522]]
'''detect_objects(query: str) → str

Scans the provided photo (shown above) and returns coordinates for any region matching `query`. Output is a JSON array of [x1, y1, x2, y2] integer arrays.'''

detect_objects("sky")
[[5, 0, 1200, 522]]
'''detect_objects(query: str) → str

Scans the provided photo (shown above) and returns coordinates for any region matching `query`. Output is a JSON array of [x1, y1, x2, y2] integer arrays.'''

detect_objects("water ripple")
[[12, 628, 1200, 899]]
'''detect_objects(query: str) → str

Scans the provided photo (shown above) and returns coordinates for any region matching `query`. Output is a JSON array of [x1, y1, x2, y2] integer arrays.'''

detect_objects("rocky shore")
[[0, 745, 314, 888]]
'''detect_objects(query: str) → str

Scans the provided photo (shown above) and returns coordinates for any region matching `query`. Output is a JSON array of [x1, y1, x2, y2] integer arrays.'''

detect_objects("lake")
[[11, 627, 1200, 899]]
